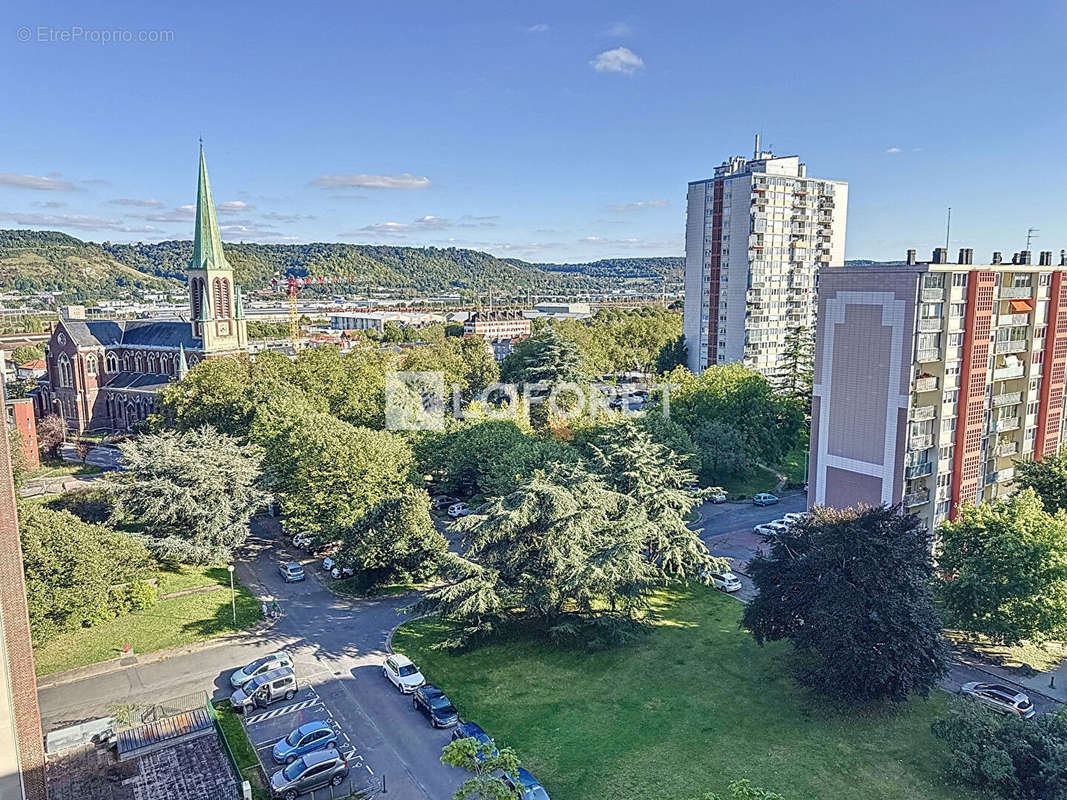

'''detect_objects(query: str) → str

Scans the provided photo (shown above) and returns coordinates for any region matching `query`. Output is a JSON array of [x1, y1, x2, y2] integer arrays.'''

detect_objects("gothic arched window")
[[85, 354, 98, 376], [134, 353, 144, 373], [57, 354, 72, 388], [106, 352, 118, 373], [122, 353, 132, 371]]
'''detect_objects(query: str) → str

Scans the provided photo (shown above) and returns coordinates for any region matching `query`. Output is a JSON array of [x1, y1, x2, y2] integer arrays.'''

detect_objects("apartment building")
[[683, 138, 848, 377], [808, 247, 1067, 530]]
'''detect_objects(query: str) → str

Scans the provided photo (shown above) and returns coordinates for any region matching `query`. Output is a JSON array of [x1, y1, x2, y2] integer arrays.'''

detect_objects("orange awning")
[[1009, 299, 1033, 312]]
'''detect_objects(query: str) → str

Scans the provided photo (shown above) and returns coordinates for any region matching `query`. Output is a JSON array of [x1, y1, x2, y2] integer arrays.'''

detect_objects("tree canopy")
[[1014, 446, 1067, 514], [742, 504, 949, 702], [937, 489, 1067, 645], [500, 325, 585, 387], [440, 736, 521, 800], [105, 426, 267, 563]]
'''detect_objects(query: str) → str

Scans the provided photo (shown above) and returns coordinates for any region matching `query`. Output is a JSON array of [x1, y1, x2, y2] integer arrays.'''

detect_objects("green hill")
[[0, 230, 177, 302], [509, 256, 684, 283]]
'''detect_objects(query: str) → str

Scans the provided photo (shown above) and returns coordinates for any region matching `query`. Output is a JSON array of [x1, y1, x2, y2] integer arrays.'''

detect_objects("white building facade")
[[683, 141, 848, 378]]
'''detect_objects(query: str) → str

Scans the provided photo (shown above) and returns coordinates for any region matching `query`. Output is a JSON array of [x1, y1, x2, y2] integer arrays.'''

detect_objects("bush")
[[44, 488, 112, 523], [126, 580, 158, 611]]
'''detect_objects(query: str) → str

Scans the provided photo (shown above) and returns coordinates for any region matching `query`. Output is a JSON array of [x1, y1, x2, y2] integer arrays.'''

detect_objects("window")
[[950, 303, 966, 317], [943, 390, 959, 404], [85, 354, 98, 376], [923, 273, 946, 289], [57, 354, 72, 388], [920, 302, 943, 318], [1027, 401, 1040, 416], [941, 417, 956, 432], [106, 351, 118, 373], [1025, 427, 1038, 441], [952, 272, 968, 287], [1039, 272, 1053, 286], [948, 332, 965, 348]]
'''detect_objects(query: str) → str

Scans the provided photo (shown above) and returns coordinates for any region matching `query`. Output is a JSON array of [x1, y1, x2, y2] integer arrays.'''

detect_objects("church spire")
[[198, 281, 212, 322], [234, 284, 246, 320], [176, 344, 189, 379], [190, 143, 229, 272]]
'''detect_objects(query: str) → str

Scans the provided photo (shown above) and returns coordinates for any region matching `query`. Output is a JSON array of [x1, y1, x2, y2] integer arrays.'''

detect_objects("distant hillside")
[[102, 240, 604, 294], [509, 257, 684, 283], [0, 230, 177, 302]]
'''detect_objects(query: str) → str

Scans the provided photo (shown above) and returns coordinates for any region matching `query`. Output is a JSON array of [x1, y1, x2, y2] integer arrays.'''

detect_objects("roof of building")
[[103, 372, 174, 392], [61, 319, 201, 350], [190, 144, 230, 273], [18, 359, 46, 370], [466, 310, 528, 323]]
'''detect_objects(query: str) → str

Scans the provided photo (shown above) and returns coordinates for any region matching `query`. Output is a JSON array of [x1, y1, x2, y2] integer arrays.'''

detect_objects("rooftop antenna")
[[944, 207, 951, 251], [1026, 227, 1039, 252]]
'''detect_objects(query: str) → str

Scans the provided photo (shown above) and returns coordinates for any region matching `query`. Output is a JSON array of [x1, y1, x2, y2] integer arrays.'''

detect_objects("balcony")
[[909, 434, 934, 451], [986, 467, 1015, 485], [1001, 286, 1033, 300], [904, 489, 931, 507], [991, 391, 1022, 407], [995, 339, 1028, 355], [991, 417, 1021, 433], [914, 376, 939, 392], [921, 288, 945, 301], [916, 348, 941, 363], [995, 441, 1019, 457], [992, 364, 1025, 381], [905, 462, 934, 479], [998, 313, 1029, 327], [917, 318, 942, 332], [910, 405, 936, 422]]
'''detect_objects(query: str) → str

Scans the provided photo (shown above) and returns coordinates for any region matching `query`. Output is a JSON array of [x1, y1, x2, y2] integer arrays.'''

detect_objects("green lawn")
[[945, 629, 1067, 673], [213, 701, 270, 800], [393, 587, 971, 800], [29, 459, 103, 480], [33, 565, 261, 676], [719, 466, 780, 499]]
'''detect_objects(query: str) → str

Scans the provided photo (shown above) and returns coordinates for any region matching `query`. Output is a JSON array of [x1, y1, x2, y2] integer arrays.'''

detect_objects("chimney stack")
[[932, 247, 947, 264], [1012, 252, 1021, 265], [1022, 250, 1033, 265], [1060, 250, 1066, 267], [1039, 250, 1052, 266], [957, 248, 974, 265], [906, 249, 917, 265], [992, 251, 1003, 264]]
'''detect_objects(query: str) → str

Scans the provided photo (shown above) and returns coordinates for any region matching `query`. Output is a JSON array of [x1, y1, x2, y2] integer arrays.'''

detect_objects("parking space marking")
[[246, 698, 320, 725]]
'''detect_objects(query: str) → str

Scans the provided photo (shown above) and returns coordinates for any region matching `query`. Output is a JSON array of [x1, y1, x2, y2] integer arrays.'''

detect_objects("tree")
[[937, 489, 1067, 645], [9, 428, 29, 489], [655, 334, 688, 374], [691, 419, 754, 482], [336, 486, 447, 588], [415, 466, 658, 647], [775, 326, 814, 411], [440, 736, 521, 800], [36, 413, 65, 460], [105, 427, 267, 563], [581, 418, 720, 579], [500, 325, 585, 386], [742, 504, 949, 703], [931, 700, 1067, 800], [1014, 446, 1067, 513], [19, 502, 154, 643], [251, 401, 415, 544], [11, 343, 45, 363]]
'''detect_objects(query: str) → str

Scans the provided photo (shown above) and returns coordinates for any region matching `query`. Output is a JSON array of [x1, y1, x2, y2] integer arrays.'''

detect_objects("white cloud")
[[456, 214, 499, 228], [311, 173, 431, 190], [260, 211, 315, 223], [342, 215, 450, 237], [106, 197, 163, 208], [217, 200, 252, 213], [602, 22, 632, 37], [143, 204, 196, 223], [33, 200, 67, 209], [609, 199, 667, 212], [0, 173, 76, 191], [885, 146, 902, 154], [590, 47, 644, 75], [0, 211, 160, 233], [527, 23, 550, 33]]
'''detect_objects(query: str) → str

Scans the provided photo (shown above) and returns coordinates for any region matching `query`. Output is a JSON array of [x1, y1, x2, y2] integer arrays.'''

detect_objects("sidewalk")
[[953, 650, 1067, 705]]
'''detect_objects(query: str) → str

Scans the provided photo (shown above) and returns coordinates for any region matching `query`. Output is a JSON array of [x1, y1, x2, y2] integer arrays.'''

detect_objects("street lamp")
[[227, 564, 236, 628]]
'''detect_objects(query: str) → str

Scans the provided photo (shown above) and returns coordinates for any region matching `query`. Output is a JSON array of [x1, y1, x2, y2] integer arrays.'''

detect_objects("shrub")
[[126, 580, 158, 611]]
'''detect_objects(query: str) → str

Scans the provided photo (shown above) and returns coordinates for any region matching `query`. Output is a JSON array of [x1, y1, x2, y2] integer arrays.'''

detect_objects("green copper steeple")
[[190, 144, 229, 272]]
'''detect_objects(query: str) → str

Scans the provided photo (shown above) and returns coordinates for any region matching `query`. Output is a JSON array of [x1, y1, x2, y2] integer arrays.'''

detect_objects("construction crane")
[[269, 274, 377, 344]]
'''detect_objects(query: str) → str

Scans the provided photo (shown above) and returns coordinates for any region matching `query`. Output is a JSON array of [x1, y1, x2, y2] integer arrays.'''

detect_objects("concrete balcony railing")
[[995, 340, 1028, 355], [998, 313, 1029, 326], [909, 434, 934, 451], [992, 364, 1025, 381], [992, 391, 1023, 407], [991, 417, 1021, 433], [910, 405, 936, 422], [986, 467, 1015, 485], [905, 462, 934, 479], [1001, 286, 1033, 300], [916, 348, 941, 363], [904, 489, 931, 507], [921, 288, 945, 301], [914, 376, 939, 392], [917, 318, 943, 332], [995, 441, 1020, 457]]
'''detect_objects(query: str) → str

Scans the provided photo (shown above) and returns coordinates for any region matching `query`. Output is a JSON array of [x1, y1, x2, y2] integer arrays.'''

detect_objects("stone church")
[[42, 146, 249, 433]]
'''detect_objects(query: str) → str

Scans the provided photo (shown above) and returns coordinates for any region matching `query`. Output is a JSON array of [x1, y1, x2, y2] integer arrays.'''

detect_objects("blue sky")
[[3, 0, 1066, 264]]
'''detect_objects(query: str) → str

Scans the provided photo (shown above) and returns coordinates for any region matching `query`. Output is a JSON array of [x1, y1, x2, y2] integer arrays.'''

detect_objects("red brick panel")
[[1036, 273, 1067, 457], [951, 271, 996, 517]]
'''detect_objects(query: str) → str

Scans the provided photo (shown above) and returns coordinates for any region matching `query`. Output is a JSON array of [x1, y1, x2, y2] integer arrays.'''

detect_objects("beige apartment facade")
[[809, 248, 1067, 530]]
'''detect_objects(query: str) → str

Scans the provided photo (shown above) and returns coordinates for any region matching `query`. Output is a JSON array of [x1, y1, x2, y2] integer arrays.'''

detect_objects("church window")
[[86, 354, 98, 376], [106, 352, 118, 373], [57, 354, 72, 388], [134, 353, 145, 372]]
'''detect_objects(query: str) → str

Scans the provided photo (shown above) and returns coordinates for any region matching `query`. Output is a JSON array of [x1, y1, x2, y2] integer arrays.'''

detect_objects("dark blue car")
[[504, 767, 551, 800], [412, 684, 459, 728], [272, 720, 337, 764], [450, 721, 498, 760]]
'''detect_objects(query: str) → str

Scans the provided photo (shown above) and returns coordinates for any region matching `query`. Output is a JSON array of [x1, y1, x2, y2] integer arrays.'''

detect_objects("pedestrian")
[[260, 601, 268, 620], [271, 598, 280, 619]]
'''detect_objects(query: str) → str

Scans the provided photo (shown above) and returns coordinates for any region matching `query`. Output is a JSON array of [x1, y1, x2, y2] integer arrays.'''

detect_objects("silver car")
[[960, 682, 1036, 719]]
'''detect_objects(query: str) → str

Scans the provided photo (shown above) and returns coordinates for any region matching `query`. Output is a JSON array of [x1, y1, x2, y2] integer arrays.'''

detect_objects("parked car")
[[269, 748, 349, 800], [272, 720, 338, 764], [450, 721, 498, 760], [683, 482, 701, 495], [708, 571, 743, 592], [781, 512, 807, 524], [230, 651, 294, 689], [753, 522, 788, 538], [752, 492, 779, 506], [708, 487, 728, 504], [412, 684, 460, 728], [503, 767, 551, 800], [960, 682, 1036, 718], [290, 533, 313, 550], [230, 666, 298, 713], [448, 502, 471, 518], [430, 495, 458, 511], [278, 562, 305, 583], [382, 653, 425, 693], [330, 565, 354, 579]]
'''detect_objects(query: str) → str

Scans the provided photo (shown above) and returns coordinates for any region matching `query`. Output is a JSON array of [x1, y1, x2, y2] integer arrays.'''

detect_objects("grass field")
[[29, 459, 103, 480], [212, 701, 270, 800], [946, 629, 1067, 673], [393, 587, 971, 800], [33, 564, 261, 676]]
